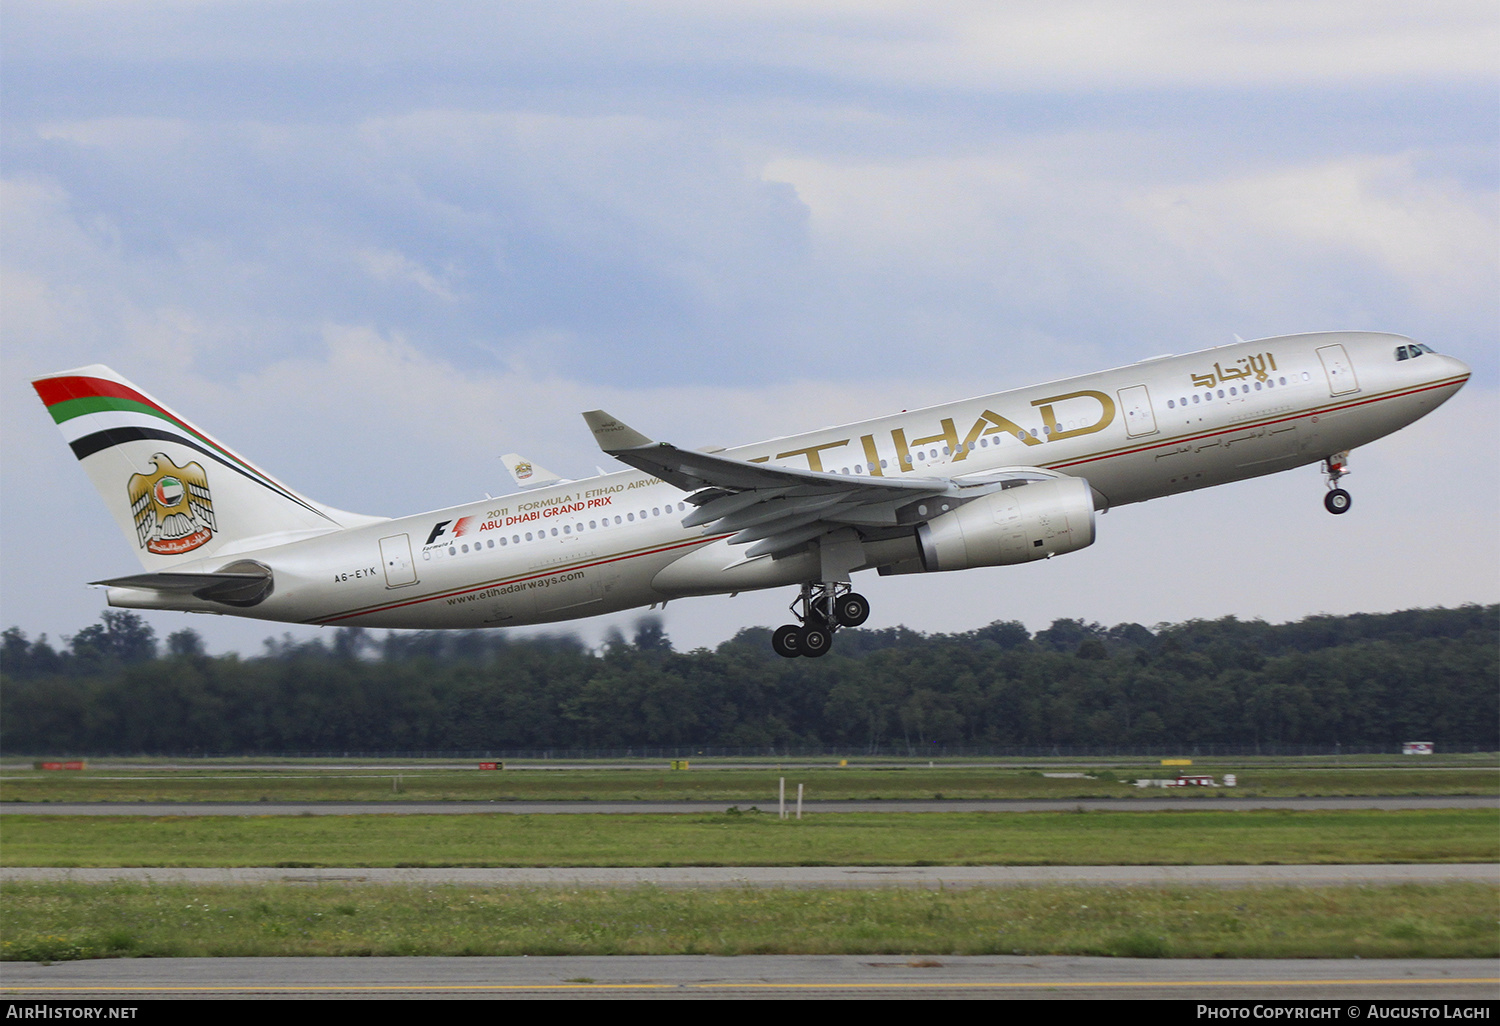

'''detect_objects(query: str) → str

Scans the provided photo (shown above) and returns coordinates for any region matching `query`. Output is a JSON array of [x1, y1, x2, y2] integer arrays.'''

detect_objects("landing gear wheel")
[[771, 580, 870, 656], [771, 624, 803, 658], [1324, 488, 1351, 515], [799, 625, 832, 658], [1321, 453, 1352, 515], [834, 593, 870, 627]]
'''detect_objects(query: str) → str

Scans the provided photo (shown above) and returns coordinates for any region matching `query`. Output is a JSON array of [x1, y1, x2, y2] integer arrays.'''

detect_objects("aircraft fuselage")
[[77, 331, 1470, 632]]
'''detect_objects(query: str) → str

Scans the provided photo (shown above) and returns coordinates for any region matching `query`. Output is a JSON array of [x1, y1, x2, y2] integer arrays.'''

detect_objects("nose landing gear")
[[771, 581, 869, 657], [1322, 452, 1352, 515]]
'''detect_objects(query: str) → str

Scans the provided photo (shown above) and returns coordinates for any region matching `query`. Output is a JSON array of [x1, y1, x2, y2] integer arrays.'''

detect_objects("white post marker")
[[797, 783, 803, 820], [779, 777, 786, 820]]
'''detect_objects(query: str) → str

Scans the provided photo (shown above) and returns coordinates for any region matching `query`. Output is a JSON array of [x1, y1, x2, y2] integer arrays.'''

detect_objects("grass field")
[[3, 809, 1494, 868], [3, 881, 1495, 961], [4, 759, 1494, 962], [2, 764, 1495, 803]]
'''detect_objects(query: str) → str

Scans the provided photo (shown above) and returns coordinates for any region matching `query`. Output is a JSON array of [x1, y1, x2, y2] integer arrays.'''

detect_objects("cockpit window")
[[1395, 346, 1409, 360], [1397, 343, 1439, 361]]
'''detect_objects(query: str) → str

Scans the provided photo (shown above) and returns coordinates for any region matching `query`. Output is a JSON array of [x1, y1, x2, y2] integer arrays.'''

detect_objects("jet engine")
[[913, 476, 1096, 572]]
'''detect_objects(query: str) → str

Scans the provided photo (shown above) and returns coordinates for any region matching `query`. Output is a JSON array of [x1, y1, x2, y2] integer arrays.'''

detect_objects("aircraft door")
[[379, 534, 419, 588], [1117, 385, 1158, 437], [1317, 344, 1360, 396]]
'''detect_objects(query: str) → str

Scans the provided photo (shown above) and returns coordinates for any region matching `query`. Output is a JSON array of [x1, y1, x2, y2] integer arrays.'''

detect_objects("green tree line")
[[1, 606, 1494, 754]]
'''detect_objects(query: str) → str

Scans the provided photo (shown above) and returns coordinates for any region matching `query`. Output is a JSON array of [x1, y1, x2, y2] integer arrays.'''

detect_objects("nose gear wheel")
[[1322, 452, 1352, 515]]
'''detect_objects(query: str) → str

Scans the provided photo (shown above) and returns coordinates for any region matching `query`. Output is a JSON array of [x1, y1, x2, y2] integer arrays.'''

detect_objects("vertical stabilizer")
[[32, 365, 382, 570], [501, 452, 568, 491]]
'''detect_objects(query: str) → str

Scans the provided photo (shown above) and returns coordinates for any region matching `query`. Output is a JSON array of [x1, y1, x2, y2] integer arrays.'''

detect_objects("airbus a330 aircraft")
[[34, 331, 1469, 657]]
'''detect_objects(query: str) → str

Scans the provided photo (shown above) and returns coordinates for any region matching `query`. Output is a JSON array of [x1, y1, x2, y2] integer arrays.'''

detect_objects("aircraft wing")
[[583, 410, 959, 558]]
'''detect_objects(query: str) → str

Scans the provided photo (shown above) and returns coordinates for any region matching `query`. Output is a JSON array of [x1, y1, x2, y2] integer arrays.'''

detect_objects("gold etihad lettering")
[[774, 439, 850, 473], [891, 426, 913, 468], [744, 392, 1119, 473], [957, 409, 1041, 458], [1030, 390, 1116, 441], [909, 418, 960, 461]]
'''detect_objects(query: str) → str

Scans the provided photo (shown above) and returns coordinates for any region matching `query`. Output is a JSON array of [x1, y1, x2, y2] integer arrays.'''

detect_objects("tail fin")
[[500, 452, 568, 491], [33, 365, 383, 570]]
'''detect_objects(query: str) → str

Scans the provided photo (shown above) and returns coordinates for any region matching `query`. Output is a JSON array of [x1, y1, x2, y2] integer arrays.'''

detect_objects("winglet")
[[582, 410, 655, 452]]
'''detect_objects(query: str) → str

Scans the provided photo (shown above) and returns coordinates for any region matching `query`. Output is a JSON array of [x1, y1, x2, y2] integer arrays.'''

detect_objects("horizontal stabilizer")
[[93, 560, 273, 607]]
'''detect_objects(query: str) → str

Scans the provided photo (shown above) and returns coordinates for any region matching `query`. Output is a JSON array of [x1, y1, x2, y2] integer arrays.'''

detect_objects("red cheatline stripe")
[[1045, 375, 1468, 473], [312, 534, 732, 624]]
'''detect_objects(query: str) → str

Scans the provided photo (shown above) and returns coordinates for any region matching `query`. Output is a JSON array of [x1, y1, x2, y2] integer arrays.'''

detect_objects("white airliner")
[[33, 331, 1469, 657]]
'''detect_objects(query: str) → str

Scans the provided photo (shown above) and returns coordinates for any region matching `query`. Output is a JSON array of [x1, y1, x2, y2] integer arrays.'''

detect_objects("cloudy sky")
[[3, 1, 1496, 655]]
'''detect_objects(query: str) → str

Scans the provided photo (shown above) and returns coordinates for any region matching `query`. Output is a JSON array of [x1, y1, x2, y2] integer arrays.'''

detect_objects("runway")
[[4, 863, 1496, 888], [2, 955, 1496, 999], [3, 795, 1493, 815]]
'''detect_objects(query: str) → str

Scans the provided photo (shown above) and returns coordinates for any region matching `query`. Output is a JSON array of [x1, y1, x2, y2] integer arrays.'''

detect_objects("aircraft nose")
[[1442, 354, 1472, 386]]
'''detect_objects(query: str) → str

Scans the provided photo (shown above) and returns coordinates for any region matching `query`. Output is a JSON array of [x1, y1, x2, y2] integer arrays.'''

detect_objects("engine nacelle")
[[916, 476, 1095, 572]]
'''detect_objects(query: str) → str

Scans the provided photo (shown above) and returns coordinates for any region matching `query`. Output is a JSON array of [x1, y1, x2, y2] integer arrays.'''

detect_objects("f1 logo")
[[425, 517, 474, 545]]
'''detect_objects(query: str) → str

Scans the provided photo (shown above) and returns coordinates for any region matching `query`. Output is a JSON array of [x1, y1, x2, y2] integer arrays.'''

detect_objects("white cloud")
[[355, 248, 459, 302], [9, 2, 1495, 90], [36, 116, 192, 152], [1137, 154, 1499, 311], [865, 1, 1499, 89]]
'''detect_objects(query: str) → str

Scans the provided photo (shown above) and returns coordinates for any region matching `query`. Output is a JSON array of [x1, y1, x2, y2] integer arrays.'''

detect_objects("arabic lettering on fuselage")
[[1190, 352, 1277, 390]]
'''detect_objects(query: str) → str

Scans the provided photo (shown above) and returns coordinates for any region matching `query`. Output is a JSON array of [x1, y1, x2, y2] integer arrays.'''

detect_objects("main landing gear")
[[1322, 451, 1352, 515], [771, 582, 870, 658]]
